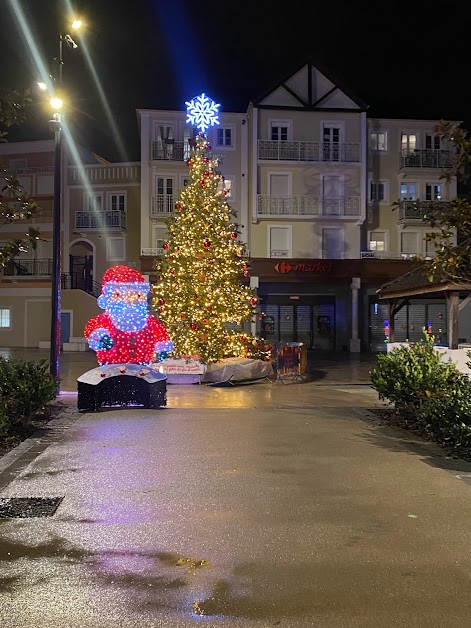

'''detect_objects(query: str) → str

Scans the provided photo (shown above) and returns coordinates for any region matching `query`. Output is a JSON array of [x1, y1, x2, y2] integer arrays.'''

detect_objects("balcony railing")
[[141, 247, 164, 256], [75, 210, 126, 230], [61, 273, 101, 297], [152, 140, 189, 161], [256, 195, 361, 218], [4, 206, 53, 221], [151, 195, 176, 216], [400, 149, 454, 168], [258, 140, 361, 162], [7, 166, 54, 175], [69, 163, 140, 184], [4, 258, 52, 276], [360, 251, 419, 260], [398, 200, 446, 221], [141, 245, 250, 257]]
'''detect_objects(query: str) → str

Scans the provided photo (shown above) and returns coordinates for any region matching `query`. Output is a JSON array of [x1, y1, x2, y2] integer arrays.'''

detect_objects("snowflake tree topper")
[[185, 93, 220, 133]]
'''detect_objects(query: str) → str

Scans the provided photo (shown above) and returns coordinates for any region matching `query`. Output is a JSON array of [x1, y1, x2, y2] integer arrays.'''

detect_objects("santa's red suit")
[[84, 312, 171, 365]]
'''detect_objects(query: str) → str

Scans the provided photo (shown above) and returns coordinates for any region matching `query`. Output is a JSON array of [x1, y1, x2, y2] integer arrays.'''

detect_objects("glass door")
[[323, 125, 341, 161]]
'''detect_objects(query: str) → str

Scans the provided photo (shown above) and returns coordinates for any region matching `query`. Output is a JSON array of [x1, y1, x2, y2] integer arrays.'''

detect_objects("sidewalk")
[[2, 352, 471, 626]]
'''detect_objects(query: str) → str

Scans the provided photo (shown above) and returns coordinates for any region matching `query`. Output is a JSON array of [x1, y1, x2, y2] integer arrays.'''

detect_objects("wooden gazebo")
[[376, 263, 471, 349]]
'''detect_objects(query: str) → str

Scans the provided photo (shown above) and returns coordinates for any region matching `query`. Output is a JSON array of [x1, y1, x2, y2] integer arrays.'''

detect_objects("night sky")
[[1, 0, 470, 162]]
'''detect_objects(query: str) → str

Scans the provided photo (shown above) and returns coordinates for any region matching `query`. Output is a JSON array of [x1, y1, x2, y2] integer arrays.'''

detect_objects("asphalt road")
[[1, 380, 471, 627]]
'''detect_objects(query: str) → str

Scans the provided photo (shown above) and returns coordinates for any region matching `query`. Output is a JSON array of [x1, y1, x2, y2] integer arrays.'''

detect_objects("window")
[[370, 181, 386, 201], [86, 193, 103, 212], [425, 133, 441, 150], [400, 182, 417, 200], [322, 228, 343, 259], [216, 127, 233, 147], [106, 237, 126, 261], [426, 235, 438, 257], [370, 132, 387, 151], [426, 183, 442, 201], [108, 192, 126, 212], [369, 231, 386, 251], [217, 177, 233, 199], [270, 122, 289, 141], [154, 124, 175, 159], [322, 124, 342, 161], [183, 126, 198, 160], [0, 307, 11, 329], [401, 133, 417, 153], [401, 232, 418, 256], [268, 225, 291, 257], [153, 177, 174, 214], [269, 173, 290, 196], [154, 225, 168, 254], [37, 174, 53, 195]]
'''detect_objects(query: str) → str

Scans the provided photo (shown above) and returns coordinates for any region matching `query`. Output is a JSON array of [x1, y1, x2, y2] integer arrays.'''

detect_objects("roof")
[[377, 263, 471, 299], [252, 56, 369, 111]]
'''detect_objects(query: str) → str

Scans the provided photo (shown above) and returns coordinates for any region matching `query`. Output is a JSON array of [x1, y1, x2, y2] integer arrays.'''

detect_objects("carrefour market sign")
[[275, 261, 333, 274]]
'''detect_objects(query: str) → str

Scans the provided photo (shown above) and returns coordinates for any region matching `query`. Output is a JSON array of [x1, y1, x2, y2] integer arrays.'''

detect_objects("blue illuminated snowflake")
[[185, 93, 220, 133]]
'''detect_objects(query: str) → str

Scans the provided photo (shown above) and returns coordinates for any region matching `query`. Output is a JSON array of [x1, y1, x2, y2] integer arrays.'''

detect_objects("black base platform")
[[77, 364, 167, 411]]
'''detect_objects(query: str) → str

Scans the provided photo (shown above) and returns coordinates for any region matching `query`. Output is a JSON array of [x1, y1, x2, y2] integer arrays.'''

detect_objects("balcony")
[[360, 251, 419, 260], [258, 140, 361, 162], [400, 149, 454, 169], [397, 200, 446, 222], [256, 195, 361, 219], [5, 206, 53, 222], [68, 163, 140, 184], [152, 140, 188, 161], [141, 247, 164, 256], [75, 210, 126, 230], [141, 244, 250, 258], [7, 166, 54, 175], [3, 258, 52, 277], [151, 195, 176, 216]]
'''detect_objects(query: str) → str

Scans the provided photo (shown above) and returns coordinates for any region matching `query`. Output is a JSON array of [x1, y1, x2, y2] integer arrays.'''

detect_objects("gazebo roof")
[[376, 262, 471, 299]]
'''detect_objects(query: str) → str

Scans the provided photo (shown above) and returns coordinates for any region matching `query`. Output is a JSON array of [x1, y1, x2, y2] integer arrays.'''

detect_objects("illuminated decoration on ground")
[[153, 116, 269, 364], [84, 265, 174, 365], [185, 93, 220, 133]]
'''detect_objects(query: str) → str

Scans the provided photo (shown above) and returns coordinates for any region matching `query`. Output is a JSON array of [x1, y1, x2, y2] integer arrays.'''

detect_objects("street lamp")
[[49, 21, 81, 392]]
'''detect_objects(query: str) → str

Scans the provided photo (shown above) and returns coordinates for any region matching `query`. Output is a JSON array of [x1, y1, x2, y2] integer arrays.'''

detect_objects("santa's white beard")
[[109, 308, 148, 331]]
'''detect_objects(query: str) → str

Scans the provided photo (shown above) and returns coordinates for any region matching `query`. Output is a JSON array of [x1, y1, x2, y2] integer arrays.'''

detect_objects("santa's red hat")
[[101, 265, 147, 288]]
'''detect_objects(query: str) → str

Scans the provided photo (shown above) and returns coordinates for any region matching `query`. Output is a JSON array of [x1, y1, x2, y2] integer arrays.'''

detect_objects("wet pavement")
[[1, 349, 471, 626]]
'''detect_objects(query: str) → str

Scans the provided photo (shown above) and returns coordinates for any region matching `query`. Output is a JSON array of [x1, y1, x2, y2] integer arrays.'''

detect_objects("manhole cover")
[[0, 497, 64, 518]]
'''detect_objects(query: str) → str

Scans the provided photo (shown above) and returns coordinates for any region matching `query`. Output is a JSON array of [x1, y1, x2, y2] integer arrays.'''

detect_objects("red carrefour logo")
[[274, 262, 293, 273]]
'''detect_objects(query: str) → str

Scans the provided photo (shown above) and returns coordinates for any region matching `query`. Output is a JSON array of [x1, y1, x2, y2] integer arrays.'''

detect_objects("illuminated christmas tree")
[[153, 94, 261, 364]]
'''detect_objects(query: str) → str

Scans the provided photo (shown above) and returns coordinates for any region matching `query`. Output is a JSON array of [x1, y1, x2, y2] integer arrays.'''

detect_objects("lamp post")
[[46, 22, 81, 392], [49, 103, 62, 389]]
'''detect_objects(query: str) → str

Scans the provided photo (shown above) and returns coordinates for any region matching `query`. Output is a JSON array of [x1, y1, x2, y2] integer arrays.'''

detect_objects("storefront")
[[249, 258, 419, 352]]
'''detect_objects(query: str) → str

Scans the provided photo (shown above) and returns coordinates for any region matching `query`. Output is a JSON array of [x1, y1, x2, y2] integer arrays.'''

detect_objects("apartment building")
[[0, 139, 141, 347], [2, 58, 469, 351], [139, 59, 465, 352]]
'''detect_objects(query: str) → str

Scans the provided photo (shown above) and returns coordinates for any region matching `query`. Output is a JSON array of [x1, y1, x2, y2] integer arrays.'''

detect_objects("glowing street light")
[[50, 96, 63, 110]]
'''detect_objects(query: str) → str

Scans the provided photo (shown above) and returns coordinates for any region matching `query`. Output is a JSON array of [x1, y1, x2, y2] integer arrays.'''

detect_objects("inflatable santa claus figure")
[[84, 265, 174, 366]]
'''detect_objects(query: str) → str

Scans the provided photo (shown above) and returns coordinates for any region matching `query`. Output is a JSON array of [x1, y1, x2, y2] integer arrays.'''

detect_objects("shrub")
[[418, 371, 471, 443], [370, 332, 471, 458], [0, 357, 56, 434], [370, 330, 461, 414]]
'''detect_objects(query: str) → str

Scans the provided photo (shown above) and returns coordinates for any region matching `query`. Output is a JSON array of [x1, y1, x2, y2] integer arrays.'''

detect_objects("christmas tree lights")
[[85, 265, 174, 365], [153, 99, 268, 364]]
